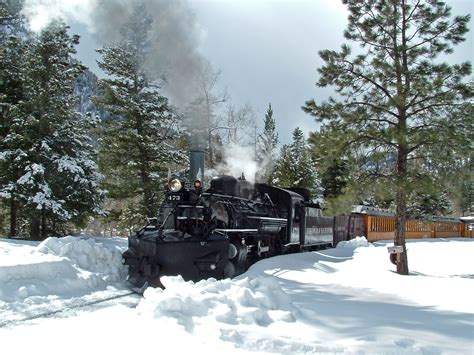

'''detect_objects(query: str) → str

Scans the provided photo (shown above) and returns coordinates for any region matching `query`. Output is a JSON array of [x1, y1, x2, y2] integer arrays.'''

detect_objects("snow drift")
[[336, 235, 373, 249], [138, 275, 296, 331], [0, 236, 128, 325]]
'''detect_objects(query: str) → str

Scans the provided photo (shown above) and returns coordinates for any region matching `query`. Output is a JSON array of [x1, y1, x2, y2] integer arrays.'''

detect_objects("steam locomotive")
[[122, 174, 333, 288]]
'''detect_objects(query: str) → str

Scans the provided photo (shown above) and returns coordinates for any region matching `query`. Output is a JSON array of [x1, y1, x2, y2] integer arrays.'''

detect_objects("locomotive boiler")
[[122, 172, 333, 289]]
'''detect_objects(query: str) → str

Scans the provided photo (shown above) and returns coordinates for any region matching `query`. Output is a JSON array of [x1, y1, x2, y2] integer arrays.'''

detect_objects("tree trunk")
[[395, 144, 409, 275], [9, 197, 17, 238], [41, 207, 47, 240], [208, 129, 213, 167], [30, 214, 41, 241], [393, 1, 410, 276]]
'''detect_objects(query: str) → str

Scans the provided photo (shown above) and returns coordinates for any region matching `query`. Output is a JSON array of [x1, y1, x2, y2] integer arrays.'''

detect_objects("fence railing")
[[366, 215, 466, 241]]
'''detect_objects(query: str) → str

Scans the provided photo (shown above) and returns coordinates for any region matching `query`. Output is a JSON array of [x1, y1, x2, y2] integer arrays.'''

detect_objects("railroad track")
[[0, 290, 141, 328]]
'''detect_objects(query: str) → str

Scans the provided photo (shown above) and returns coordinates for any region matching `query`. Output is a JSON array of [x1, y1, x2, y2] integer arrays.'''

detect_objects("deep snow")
[[0, 235, 473, 354]]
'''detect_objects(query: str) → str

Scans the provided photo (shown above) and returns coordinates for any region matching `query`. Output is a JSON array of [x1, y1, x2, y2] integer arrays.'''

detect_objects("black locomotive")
[[122, 175, 333, 288]]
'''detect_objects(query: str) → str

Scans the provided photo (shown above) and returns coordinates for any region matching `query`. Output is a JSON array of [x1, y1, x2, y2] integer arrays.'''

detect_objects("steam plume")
[[207, 143, 259, 183]]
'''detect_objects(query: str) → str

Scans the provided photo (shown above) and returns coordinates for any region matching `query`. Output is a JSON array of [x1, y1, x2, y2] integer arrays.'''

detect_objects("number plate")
[[168, 195, 181, 201]]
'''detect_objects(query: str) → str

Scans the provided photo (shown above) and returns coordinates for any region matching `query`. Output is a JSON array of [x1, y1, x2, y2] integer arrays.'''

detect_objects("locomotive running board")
[[215, 229, 258, 233], [250, 216, 287, 234], [247, 216, 287, 223]]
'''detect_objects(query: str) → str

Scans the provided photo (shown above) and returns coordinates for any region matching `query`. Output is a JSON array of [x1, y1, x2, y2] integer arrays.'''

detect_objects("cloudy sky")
[[24, 0, 473, 145]]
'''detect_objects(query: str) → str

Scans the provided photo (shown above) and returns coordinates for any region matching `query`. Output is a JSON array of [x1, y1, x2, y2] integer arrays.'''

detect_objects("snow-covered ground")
[[0, 235, 473, 354]]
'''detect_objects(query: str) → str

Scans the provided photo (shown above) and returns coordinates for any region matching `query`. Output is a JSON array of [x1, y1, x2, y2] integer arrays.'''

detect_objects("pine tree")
[[94, 4, 185, 225], [257, 103, 279, 182], [271, 127, 319, 196], [289, 128, 319, 194], [303, 0, 472, 274], [271, 144, 292, 187], [1, 21, 104, 239], [407, 190, 452, 218], [320, 158, 348, 200], [0, 0, 29, 237]]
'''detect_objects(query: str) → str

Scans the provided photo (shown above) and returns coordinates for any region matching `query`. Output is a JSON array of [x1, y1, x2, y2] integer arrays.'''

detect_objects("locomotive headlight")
[[168, 178, 182, 192]]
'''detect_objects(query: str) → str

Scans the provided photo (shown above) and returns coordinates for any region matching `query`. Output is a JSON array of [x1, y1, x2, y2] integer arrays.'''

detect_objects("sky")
[[23, 0, 474, 145]]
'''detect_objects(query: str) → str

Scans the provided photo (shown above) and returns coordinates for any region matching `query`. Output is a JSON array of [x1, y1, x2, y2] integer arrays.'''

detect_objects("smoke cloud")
[[22, 0, 206, 106]]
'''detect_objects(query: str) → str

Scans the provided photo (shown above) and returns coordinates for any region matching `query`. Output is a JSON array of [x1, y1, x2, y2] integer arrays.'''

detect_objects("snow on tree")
[[271, 127, 320, 197], [406, 190, 452, 218], [0, 0, 30, 237], [1, 20, 104, 240], [256, 103, 279, 183], [73, 67, 109, 120], [271, 144, 292, 187], [93, 4, 186, 226]]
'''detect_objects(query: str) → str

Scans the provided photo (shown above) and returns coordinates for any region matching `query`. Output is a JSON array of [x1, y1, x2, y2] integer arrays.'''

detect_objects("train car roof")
[[352, 205, 394, 216], [353, 205, 465, 222]]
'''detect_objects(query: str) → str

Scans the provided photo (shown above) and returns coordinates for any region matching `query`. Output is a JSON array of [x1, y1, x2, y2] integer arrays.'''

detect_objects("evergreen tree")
[[289, 128, 320, 194], [271, 127, 319, 196], [257, 103, 279, 183], [94, 4, 185, 226], [0, 0, 29, 237], [1, 21, 104, 239], [448, 158, 472, 216], [407, 190, 452, 218], [407, 130, 472, 216], [271, 144, 292, 187], [320, 158, 348, 200], [303, 0, 472, 275]]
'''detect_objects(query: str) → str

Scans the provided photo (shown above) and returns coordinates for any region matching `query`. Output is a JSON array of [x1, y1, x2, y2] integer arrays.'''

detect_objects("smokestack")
[[189, 150, 205, 183], [189, 131, 205, 183]]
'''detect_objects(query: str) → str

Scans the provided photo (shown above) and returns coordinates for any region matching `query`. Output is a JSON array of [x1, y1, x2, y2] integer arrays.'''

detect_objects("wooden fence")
[[365, 215, 467, 241]]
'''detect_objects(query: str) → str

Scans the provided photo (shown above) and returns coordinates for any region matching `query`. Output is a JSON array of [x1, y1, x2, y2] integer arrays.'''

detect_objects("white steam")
[[208, 143, 259, 183]]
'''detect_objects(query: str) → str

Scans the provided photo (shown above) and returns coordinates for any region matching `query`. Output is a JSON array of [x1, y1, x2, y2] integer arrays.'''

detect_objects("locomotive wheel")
[[224, 261, 236, 278], [234, 242, 248, 274], [225, 241, 248, 277]]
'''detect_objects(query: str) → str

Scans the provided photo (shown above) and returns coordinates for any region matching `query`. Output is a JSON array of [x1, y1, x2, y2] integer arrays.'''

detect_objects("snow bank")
[[37, 236, 124, 281], [0, 236, 126, 302], [336, 236, 372, 249], [138, 275, 297, 331]]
